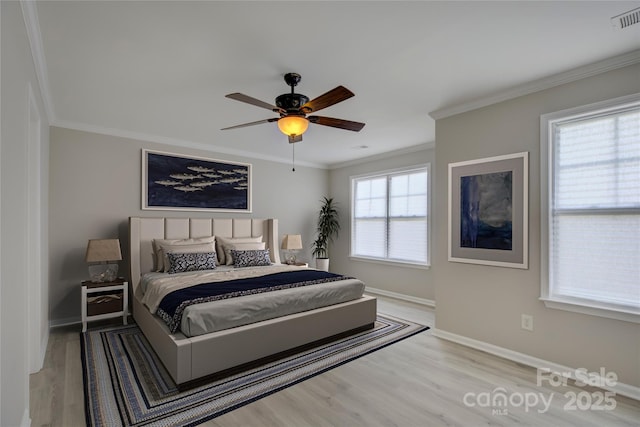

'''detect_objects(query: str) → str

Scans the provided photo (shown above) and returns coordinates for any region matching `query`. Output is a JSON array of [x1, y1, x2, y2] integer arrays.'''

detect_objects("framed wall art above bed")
[[448, 151, 528, 269], [142, 149, 252, 212]]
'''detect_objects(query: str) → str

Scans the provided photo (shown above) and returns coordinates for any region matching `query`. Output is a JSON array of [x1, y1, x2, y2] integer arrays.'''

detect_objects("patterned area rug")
[[81, 314, 429, 427]]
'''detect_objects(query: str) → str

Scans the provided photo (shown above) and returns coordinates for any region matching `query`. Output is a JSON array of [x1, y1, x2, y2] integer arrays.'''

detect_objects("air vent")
[[611, 7, 640, 29]]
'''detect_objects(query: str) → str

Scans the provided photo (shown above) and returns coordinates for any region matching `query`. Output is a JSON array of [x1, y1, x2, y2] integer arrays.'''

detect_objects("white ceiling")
[[33, 1, 640, 168]]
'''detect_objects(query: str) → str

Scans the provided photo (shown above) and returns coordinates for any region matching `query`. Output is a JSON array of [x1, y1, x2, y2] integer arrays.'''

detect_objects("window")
[[351, 165, 429, 267], [541, 94, 640, 323]]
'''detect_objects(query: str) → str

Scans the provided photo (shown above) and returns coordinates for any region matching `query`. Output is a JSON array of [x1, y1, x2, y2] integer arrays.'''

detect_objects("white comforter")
[[140, 265, 366, 337], [140, 264, 306, 313]]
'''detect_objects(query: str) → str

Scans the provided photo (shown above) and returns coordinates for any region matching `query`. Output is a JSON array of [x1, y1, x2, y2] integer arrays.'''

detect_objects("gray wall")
[[49, 127, 328, 323], [1, 2, 50, 425], [433, 63, 640, 387], [329, 147, 435, 301]]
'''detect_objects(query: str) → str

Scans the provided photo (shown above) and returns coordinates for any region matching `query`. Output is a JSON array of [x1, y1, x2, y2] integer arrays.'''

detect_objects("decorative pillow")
[[166, 251, 217, 274], [216, 235, 263, 265], [160, 242, 216, 272], [224, 242, 266, 265], [231, 249, 272, 268], [153, 236, 216, 272]]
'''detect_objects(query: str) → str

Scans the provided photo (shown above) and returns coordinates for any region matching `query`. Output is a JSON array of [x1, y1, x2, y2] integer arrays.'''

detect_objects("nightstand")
[[283, 262, 309, 267], [81, 278, 128, 332]]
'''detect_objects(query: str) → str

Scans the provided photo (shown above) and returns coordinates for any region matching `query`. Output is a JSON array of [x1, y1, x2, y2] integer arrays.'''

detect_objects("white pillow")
[[216, 235, 263, 265], [223, 242, 266, 265], [153, 236, 216, 272], [160, 242, 216, 273]]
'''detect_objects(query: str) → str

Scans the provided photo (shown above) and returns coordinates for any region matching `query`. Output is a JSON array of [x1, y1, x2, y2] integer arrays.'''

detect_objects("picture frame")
[[142, 149, 252, 212], [448, 152, 528, 269]]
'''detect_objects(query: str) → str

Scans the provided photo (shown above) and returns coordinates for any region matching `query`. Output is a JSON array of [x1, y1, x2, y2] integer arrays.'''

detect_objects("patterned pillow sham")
[[166, 251, 217, 274], [160, 242, 216, 273], [224, 242, 266, 265], [153, 236, 216, 272], [230, 249, 272, 268], [216, 235, 263, 265]]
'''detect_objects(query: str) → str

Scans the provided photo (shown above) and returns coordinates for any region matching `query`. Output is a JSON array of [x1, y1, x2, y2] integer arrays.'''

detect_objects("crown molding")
[[429, 49, 640, 120], [21, 0, 55, 123], [53, 117, 436, 171], [329, 141, 435, 170], [52, 119, 327, 169]]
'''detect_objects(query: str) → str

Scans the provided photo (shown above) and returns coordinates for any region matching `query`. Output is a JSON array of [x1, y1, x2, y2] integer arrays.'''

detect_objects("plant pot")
[[315, 258, 329, 272]]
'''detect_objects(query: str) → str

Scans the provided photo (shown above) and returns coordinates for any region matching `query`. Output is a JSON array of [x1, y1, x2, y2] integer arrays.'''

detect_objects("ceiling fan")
[[221, 73, 365, 144]]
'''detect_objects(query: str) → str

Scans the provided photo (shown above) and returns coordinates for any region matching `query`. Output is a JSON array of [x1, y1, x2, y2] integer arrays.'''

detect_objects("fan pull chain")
[[292, 143, 296, 172]]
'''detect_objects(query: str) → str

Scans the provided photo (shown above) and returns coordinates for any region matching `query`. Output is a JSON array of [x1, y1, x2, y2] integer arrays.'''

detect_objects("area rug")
[[81, 314, 429, 427]]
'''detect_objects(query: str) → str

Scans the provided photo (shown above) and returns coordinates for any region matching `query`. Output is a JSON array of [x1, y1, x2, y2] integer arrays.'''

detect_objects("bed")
[[129, 216, 377, 385]]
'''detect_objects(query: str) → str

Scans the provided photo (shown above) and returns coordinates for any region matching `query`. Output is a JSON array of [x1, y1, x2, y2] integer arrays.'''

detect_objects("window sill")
[[540, 297, 640, 324], [349, 255, 430, 270]]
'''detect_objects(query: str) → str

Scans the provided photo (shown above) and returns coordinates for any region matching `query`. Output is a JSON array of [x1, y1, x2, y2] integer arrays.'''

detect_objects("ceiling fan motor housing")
[[275, 93, 309, 112]]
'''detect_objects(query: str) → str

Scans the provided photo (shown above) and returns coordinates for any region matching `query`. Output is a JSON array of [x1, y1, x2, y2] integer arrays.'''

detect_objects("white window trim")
[[349, 164, 431, 268], [348, 255, 431, 270], [540, 93, 640, 324]]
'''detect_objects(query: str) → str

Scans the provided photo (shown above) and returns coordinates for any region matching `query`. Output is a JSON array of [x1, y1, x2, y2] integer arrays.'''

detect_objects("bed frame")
[[129, 216, 377, 385]]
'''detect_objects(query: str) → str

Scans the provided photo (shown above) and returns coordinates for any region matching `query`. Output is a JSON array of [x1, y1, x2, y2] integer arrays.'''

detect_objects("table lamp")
[[85, 239, 122, 283], [281, 234, 303, 265]]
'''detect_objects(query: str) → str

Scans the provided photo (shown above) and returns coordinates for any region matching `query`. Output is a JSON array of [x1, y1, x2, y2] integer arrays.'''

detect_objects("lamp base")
[[284, 253, 297, 265], [88, 263, 119, 283]]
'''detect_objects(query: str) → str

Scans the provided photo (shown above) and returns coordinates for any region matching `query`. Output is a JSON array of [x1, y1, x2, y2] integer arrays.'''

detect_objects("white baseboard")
[[31, 330, 49, 373], [432, 328, 640, 401], [21, 408, 31, 427], [365, 287, 435, 308], [49, 316, 80, 328]]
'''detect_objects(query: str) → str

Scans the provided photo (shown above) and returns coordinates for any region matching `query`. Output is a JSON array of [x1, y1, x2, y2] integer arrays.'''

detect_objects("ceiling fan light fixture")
[[223, 73, 365, 142], [277, 115, 309, 137]]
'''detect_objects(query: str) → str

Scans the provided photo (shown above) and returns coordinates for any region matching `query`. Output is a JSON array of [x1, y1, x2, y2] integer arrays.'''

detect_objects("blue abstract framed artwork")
[[448, 152, 528, 269], [142, 149, 251, 212]]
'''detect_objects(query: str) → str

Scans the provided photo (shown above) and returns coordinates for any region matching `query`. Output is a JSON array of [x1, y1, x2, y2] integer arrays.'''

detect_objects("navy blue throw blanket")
[[156, 270, 352, 333]]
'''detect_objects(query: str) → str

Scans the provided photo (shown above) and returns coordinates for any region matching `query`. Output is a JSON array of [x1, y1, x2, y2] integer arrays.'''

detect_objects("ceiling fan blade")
[[301, 86, 354, 113], [225, 93, 281, 112], [308, 116, 365, 132], [221, 118, 278, 130]]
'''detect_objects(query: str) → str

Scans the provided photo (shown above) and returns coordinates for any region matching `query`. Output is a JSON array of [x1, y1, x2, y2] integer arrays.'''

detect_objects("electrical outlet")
[[521, 314, 534, 331]]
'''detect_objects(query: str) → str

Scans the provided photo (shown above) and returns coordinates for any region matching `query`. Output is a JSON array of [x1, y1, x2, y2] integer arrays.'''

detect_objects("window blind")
[[352, 167, 429, 265], [550, 106, 640, 311]]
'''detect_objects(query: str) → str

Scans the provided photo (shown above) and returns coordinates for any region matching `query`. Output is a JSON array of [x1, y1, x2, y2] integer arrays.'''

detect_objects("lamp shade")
[[277, 116, 309, 137], [281, 234, 303, 250], [85, 239, 122, 263]]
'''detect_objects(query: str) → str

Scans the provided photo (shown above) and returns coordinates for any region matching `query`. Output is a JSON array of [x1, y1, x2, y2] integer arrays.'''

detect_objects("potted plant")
[[312, 197, 340, 271]]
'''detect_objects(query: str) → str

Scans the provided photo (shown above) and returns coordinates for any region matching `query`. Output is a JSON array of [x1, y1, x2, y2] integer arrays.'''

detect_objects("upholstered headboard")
[[129, 217, 280, 291]]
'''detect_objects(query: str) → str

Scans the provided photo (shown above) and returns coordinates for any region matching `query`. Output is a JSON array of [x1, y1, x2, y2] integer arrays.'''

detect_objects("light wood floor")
[[30, 296, 640, 427]]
